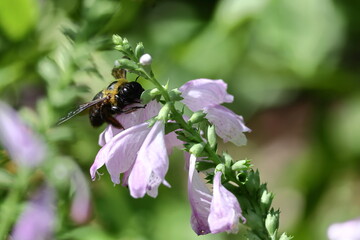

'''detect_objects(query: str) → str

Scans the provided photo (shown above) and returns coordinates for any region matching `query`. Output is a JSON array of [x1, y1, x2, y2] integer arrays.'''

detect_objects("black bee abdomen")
[[89, 104, 104, 127], [89, 90, 107, 127]]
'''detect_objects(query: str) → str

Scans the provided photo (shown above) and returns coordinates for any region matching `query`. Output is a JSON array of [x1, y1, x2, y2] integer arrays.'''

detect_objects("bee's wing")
[[57, 97, 107, 125]]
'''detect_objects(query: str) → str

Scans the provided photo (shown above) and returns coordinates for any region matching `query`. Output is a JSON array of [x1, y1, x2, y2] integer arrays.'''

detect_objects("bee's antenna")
[[135, 76, 140, 82]]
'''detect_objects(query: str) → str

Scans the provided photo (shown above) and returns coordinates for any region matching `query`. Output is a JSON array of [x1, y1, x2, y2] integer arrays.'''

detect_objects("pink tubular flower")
[[188, 154, 212, 235], [209, 171, 246, 233], [11, 185, 55, 240], [188, 155, 245, 235], [179, 79, 251, 146], [327, 218, 360, 240], [90, 100, 181, 198], [0, 102, 46, 167], [70, 168, 92, 224]]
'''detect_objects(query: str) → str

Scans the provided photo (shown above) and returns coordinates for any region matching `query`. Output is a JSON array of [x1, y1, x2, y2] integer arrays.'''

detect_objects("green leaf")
[[165, 122, 181, 135], [0, 169, 13, 188], [116, 58, 139, 70], [195, 161, 216, 171], [0, 0, 38, 40]]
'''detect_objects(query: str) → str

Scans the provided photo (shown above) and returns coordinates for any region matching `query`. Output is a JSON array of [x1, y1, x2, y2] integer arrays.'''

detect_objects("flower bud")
[[139, 53, 152, 65], [112, 34, 123, 45], [231, 160, 252, 171], [135, 42, 145, 60], [260, 189, 274, 212], [279, 233, 293, 240], [207, 125, 217, 150], [168, 88, 183, 101], [141, 88, 161, 104], [188, 111, 206, 124], [215, 163, 225, 172], [157, 103, 171, 122], [189, 143, 205, 157], [222, 152, 233, 169], [122, 37, 129, 45], [265, 210, 279, 235]]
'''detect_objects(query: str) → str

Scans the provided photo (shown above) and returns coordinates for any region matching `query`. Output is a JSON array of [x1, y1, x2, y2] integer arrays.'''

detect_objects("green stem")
[[0, 168, 29, 239]]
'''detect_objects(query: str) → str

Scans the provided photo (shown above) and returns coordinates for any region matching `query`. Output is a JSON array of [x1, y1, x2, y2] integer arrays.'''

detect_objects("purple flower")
[[0, 102, 46, 167], [188, 154, 212, 235], [209, 171, 246, 233], [91, 100, 181, 198], [328, 218, 360, 240], [11, 185, 55, 240], [187, 155, 245, 235], [70, 168, 92, 224], [179, 79, 251, 146]]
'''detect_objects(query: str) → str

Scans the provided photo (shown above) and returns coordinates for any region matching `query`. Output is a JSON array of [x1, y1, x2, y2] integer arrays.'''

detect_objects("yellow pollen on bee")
[[103, 78, 128, 105]]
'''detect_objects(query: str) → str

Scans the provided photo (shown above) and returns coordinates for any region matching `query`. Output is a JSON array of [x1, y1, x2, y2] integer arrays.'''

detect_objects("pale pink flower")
[[328, 218, 360, 240], [187, 155, 245, 235], [0, 102, 46, 167], [11, 185, 55, 240], [70, 168, 91, 224], [179, 79, 251, 146], [91, 100, 181, 198]]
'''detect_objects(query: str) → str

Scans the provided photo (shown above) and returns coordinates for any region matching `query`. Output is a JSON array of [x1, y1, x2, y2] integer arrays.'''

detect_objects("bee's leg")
[[122, 105, 147, 114], [101, 107, 124, 129], [104, 115, 124, 129]]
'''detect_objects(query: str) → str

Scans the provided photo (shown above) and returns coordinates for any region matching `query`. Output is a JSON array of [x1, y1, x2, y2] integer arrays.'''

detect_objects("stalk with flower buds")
[[90, 35, 293, 240]]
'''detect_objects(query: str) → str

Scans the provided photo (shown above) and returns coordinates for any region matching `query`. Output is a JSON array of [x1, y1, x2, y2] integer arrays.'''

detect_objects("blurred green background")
[[1, 0, 360, 239]]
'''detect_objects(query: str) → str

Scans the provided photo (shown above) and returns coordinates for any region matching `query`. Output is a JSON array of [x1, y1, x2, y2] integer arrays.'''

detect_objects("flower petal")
[[0, 102, 46, 167], [70, 168, 91, 224], [11, 185, 55, 240], [179, 79, 234, 111], [204, 105, 251, 146], [128, 121, 169, 198], [90, 123, 150, 184], [165, 131, 183, 155], [328, 218, 360, 240], [116, 100, 161, 128], [209, 171, 245, 234], [98, 100, 162, 146], [98, 124, 122, 147], [188, 154, 212, 235]]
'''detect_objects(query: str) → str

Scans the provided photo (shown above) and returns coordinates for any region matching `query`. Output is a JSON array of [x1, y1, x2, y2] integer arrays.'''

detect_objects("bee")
[[57, 68, 145, 129]]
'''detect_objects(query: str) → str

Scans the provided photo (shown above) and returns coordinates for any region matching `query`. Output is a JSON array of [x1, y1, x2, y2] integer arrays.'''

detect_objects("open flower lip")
[[179, 79, 251, 146]]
